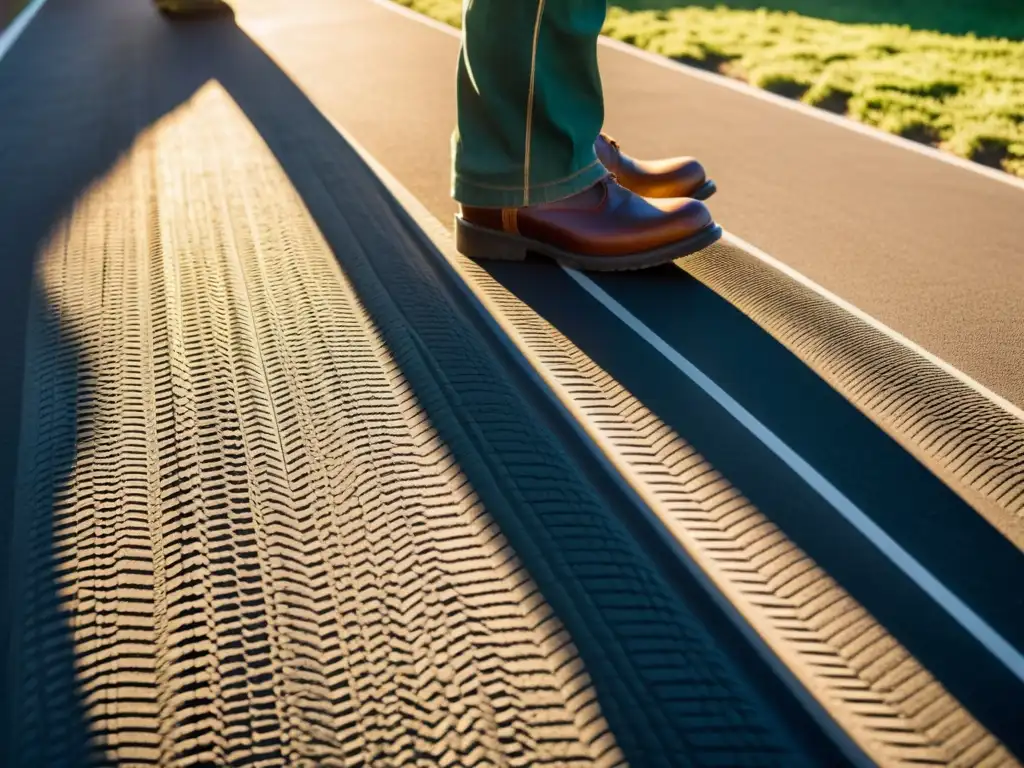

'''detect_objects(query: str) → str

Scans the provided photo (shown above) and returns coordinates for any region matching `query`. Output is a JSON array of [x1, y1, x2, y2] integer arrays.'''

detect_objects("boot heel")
[[455, 217, 528, 262]]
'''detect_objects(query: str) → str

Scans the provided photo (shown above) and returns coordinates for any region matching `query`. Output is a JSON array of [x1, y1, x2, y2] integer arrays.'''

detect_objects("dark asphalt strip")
[[480, 258, 1024, 753], [588, 264, 1024, 651], [5, 0, 1022, 759]]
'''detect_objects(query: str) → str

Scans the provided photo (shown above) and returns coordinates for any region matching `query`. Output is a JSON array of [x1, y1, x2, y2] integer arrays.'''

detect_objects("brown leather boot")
[[596, 133, 716, 200], [455, 175, 721, 272]]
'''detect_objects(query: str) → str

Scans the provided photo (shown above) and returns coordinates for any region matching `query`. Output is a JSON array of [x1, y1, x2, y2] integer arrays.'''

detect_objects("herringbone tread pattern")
[[450, 252, 1019, 768], [9, 85, 623, 768]]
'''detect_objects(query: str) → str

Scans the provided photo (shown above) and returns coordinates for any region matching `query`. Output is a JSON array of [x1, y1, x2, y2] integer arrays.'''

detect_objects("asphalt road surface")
[[248, 0, 1024, 409], [1, 0, 1023, 765]]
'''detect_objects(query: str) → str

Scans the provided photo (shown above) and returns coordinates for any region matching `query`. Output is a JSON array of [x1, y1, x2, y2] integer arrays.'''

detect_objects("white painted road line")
[[322, 35, 1024, 678], [564, 265, 1024, 684], [0, 0, 49, 63]]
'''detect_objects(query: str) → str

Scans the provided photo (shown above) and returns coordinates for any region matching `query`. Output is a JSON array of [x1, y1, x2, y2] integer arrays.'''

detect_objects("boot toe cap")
[[652, 196, 714, 230], [657, 157, 707, 198]]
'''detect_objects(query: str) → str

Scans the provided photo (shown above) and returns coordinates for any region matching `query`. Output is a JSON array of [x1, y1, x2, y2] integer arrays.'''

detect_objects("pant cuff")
[[452, 161, 608, 208]]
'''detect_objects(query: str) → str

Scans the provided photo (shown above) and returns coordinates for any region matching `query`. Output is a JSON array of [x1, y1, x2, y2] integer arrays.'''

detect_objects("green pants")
[[452, 0, 609, 208]]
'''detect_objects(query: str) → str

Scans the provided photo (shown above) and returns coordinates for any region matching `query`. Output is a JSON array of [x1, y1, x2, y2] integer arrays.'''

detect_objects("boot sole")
[[157, 3, 233, 18], [692, 179, 717, 201], [455, 217, 723, 273]]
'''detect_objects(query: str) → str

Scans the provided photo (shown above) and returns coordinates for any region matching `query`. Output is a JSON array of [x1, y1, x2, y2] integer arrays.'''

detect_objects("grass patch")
[[394, 0, 463, 28], [392, 0, 1024, 178], [610, 0, 1024, 41], [602, 6, 1024, 177]]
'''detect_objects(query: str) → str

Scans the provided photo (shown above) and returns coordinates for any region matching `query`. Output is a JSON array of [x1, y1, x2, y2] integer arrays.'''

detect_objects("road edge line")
[[564, 267, 1024, 685], [0, 0, 49, 64]]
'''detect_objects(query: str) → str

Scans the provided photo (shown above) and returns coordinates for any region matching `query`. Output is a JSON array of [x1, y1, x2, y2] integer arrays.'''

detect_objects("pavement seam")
[[0, 0, 48, 63]]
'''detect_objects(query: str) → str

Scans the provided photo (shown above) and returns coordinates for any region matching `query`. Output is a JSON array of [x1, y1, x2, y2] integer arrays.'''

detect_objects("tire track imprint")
[[8, 84, 623, 768]]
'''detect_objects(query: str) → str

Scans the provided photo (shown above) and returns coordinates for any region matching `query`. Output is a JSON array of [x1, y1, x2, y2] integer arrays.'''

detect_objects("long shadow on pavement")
[[198, 5, 1024, 749]]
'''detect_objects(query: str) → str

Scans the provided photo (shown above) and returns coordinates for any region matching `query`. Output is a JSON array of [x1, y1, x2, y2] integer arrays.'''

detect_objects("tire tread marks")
[[10, 85, 621, 767], [686, 242, 1024, 534], [452, 251, 1019, 768]]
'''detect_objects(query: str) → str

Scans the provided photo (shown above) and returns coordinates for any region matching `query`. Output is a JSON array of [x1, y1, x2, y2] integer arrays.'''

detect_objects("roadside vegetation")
[[393, 0, 1024, 178]]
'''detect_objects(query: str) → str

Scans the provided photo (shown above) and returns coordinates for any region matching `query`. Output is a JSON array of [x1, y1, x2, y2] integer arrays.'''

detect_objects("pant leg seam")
[[522, 0, 547, 205]]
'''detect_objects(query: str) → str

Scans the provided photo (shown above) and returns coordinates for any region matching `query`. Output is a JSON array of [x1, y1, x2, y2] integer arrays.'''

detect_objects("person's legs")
[[452, 0, 722, 271], [452, 0, 609, 208], [452, 0, 717, 208]]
